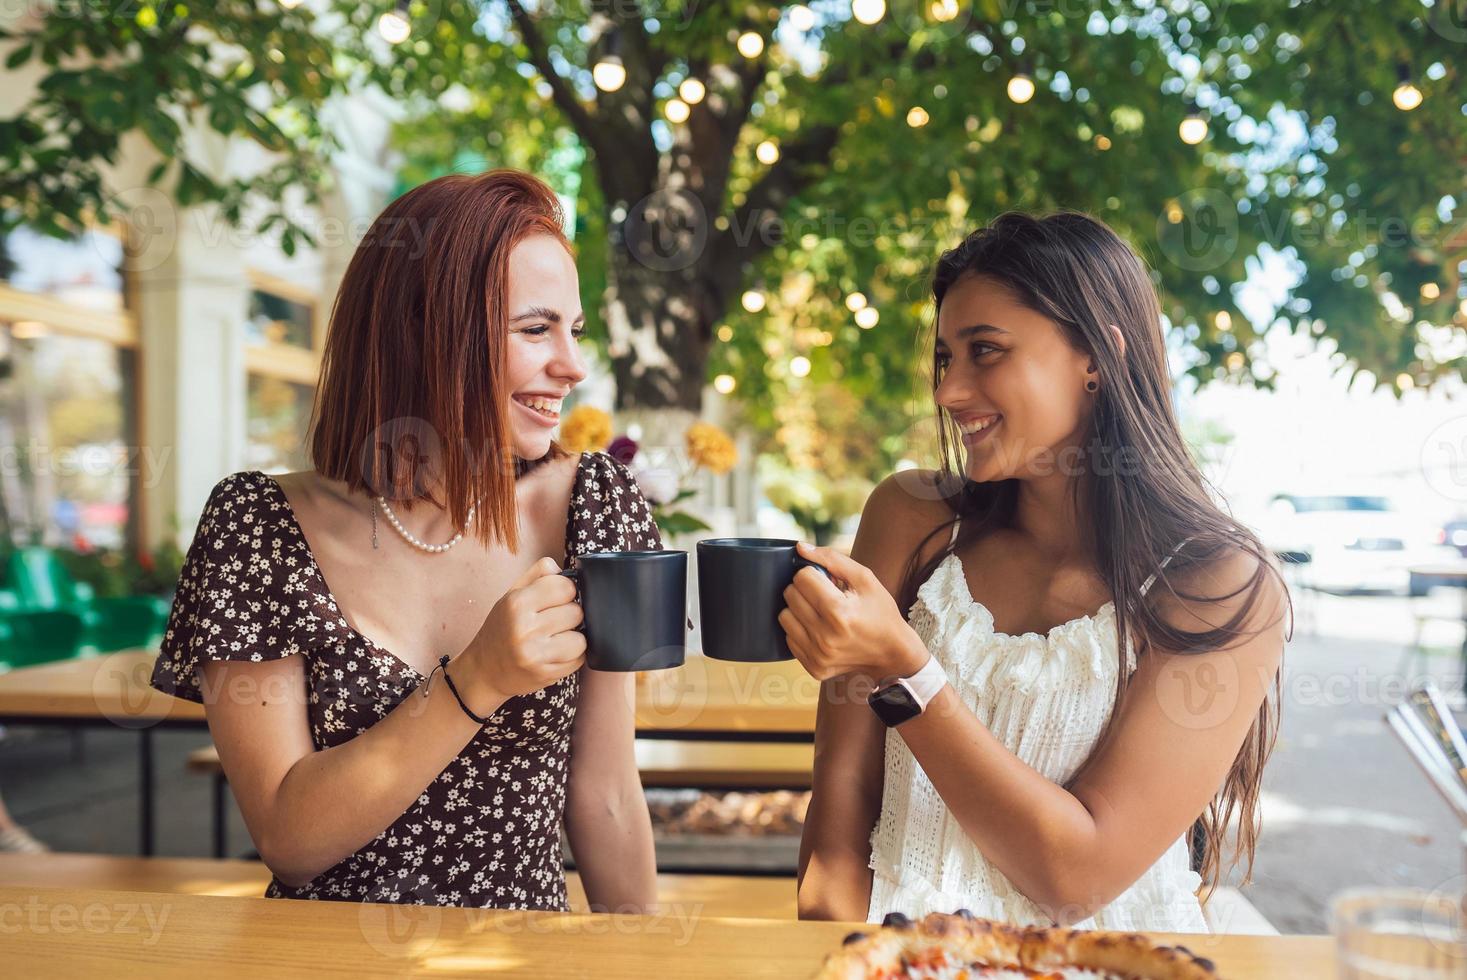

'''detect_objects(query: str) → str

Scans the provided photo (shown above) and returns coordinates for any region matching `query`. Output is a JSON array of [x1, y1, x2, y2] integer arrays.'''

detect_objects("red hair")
[[309, 169, 573, 550]]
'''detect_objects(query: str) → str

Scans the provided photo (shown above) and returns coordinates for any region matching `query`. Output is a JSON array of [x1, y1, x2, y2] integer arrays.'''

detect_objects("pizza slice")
[[816, 910, 1220, 980]]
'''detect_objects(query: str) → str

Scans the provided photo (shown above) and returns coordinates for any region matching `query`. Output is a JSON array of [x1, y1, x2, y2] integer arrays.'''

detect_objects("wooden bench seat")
[[0, 852, 797, 919], [188, 741, 814, 791], [187, 740, 813, 861]]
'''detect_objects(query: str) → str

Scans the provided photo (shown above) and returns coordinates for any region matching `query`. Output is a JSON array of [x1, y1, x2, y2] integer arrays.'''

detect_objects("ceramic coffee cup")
[[559, 550, 688, 671], [695, 538, 832, 663]]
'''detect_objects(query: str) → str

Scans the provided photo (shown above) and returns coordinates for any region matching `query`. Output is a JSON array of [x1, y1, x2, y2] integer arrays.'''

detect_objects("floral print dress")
[[150, 450, 662, 909]]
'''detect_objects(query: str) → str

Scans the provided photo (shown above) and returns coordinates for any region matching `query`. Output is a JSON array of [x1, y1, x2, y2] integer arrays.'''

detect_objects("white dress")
[[866, 520, 1209, 932]]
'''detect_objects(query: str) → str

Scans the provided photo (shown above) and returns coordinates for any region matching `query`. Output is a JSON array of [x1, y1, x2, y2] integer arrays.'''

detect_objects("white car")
[[1259, 493, 1459, 595]]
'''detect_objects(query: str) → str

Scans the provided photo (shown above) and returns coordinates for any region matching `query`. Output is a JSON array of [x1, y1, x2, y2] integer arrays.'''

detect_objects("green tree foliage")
[[4, 2, 1464, 481]]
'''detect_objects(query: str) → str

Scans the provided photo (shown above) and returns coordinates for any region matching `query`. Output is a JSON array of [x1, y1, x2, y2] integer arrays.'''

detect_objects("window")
[[0, 224, 138, 550], [1, 225, 127, 313], [0, 323, 137, 550], [244, 270, 320, 473], [246, 374, 314, 473], [246, 284, 313, 350]]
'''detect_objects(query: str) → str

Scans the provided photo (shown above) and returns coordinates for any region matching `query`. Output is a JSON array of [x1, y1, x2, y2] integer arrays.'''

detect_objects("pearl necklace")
[[372, 496, 475, 554]]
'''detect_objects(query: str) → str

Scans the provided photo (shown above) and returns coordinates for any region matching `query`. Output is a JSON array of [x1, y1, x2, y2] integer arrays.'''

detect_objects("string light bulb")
[[756, 140, 780, 164], [852, 0, 886, 25], [1007, 73, 1035, 104], [906, 106, 930, 128], [788, 4, 816, 30], [737, 32, 764, 58], [1392, 64, 1423, 111], [593, 58, 626, 92], [714, 374, 737, 394], [678, 78, 706, 104], [1179, 102, 1208, 144], [665, 99, 690, 123], [741, 289, 767, 313], [855, 306, 880, 329], [377, 3, 410, 44]]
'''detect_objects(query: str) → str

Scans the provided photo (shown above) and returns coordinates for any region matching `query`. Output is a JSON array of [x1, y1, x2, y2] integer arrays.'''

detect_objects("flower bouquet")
[[557, 406, 738, 537]]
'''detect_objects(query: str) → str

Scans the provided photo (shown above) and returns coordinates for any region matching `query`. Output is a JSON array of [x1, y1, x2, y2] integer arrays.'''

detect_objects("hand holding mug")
[[464, 557, 586, 701], [778, 542, 929, 682]]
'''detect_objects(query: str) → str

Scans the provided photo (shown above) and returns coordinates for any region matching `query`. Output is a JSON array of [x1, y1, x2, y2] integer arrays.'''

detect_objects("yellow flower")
[[686, 421, 737, 474], [558, 405, 613, 453]]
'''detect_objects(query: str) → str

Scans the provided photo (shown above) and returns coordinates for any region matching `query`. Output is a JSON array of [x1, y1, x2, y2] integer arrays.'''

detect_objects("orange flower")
[[686, 421, 737, 474], [558, 405, 613, 453]]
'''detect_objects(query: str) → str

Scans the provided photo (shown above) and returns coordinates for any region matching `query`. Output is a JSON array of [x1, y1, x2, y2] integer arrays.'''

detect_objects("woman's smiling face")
[[504, 234, 589, 461], [933, 274, 1095, 484]]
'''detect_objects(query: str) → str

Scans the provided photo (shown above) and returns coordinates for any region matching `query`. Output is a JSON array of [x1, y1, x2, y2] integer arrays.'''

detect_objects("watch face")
[[868, 682, 921, 727]]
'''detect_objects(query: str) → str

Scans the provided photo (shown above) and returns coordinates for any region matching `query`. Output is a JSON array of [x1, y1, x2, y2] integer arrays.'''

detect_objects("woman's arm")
[[203, 557, 583, 888], [797, 680, 886, 920], [203, 651, 500, 888], [563, 668, 658, 912], [785, 543, 1287, 924], [796, 475, 951, 921]]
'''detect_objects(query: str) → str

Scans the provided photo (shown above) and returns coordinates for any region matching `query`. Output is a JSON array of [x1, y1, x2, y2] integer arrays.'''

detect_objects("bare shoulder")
[[550, 450, 588, 497], [517, 451, 585, 532], [854, 469, 960, 595]]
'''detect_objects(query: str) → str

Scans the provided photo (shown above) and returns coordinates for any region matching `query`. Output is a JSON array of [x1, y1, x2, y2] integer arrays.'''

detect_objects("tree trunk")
[[602, 188, 718, 414]]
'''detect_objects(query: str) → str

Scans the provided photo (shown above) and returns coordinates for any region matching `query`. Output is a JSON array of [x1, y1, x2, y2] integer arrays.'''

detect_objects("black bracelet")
[[426, 654, 490, 725]]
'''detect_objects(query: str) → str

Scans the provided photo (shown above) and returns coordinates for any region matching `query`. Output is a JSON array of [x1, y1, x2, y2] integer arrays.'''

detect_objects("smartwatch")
[[867, 655, 949, 727]]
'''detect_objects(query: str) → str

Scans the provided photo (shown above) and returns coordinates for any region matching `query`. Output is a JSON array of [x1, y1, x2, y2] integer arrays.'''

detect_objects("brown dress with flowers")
[[149, 450, 661, 909]]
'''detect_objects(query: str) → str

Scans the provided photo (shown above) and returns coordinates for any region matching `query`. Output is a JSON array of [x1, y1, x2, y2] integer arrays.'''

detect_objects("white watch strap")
[[901, 654, 949, 709]]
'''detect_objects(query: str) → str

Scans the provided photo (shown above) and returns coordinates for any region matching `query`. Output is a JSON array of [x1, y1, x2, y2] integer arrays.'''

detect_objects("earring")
[[1086, 378, 1099, 392]]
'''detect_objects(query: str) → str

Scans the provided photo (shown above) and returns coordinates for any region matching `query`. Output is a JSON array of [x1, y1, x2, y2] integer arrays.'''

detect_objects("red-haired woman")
[[151, 170, 659, 911]]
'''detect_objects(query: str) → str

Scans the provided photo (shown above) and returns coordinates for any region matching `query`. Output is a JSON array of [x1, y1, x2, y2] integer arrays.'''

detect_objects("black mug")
[[558, 550, 688, 672], [695, 538, 832, 663]]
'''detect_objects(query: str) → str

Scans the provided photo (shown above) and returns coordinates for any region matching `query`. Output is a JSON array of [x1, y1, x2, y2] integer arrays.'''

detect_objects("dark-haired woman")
[[787, 212, 1288, 931], [151, 169, 659, 911]]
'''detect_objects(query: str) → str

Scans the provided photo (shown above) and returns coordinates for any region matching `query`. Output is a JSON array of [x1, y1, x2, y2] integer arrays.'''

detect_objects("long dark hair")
[[896, 211, 1288, 901]]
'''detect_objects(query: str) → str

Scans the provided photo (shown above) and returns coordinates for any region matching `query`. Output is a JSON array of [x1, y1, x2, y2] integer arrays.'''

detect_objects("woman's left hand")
[[779, 541, 931, 682]]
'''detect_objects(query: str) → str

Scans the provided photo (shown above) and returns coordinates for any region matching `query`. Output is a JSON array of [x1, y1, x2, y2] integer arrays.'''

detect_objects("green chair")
[[7, 547, 95, 614], [3, 547, 169, 653], [0, 609, 87, 670], [87, 595, 171, 652]]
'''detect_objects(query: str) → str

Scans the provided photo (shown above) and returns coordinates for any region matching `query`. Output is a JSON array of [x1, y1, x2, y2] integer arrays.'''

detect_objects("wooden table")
[[0, 650, 204, 856], [634, 653, 817, 740], [0, 650, 818, 854], [0, 886, 1335, 978], [0, 648, 818, 735]]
